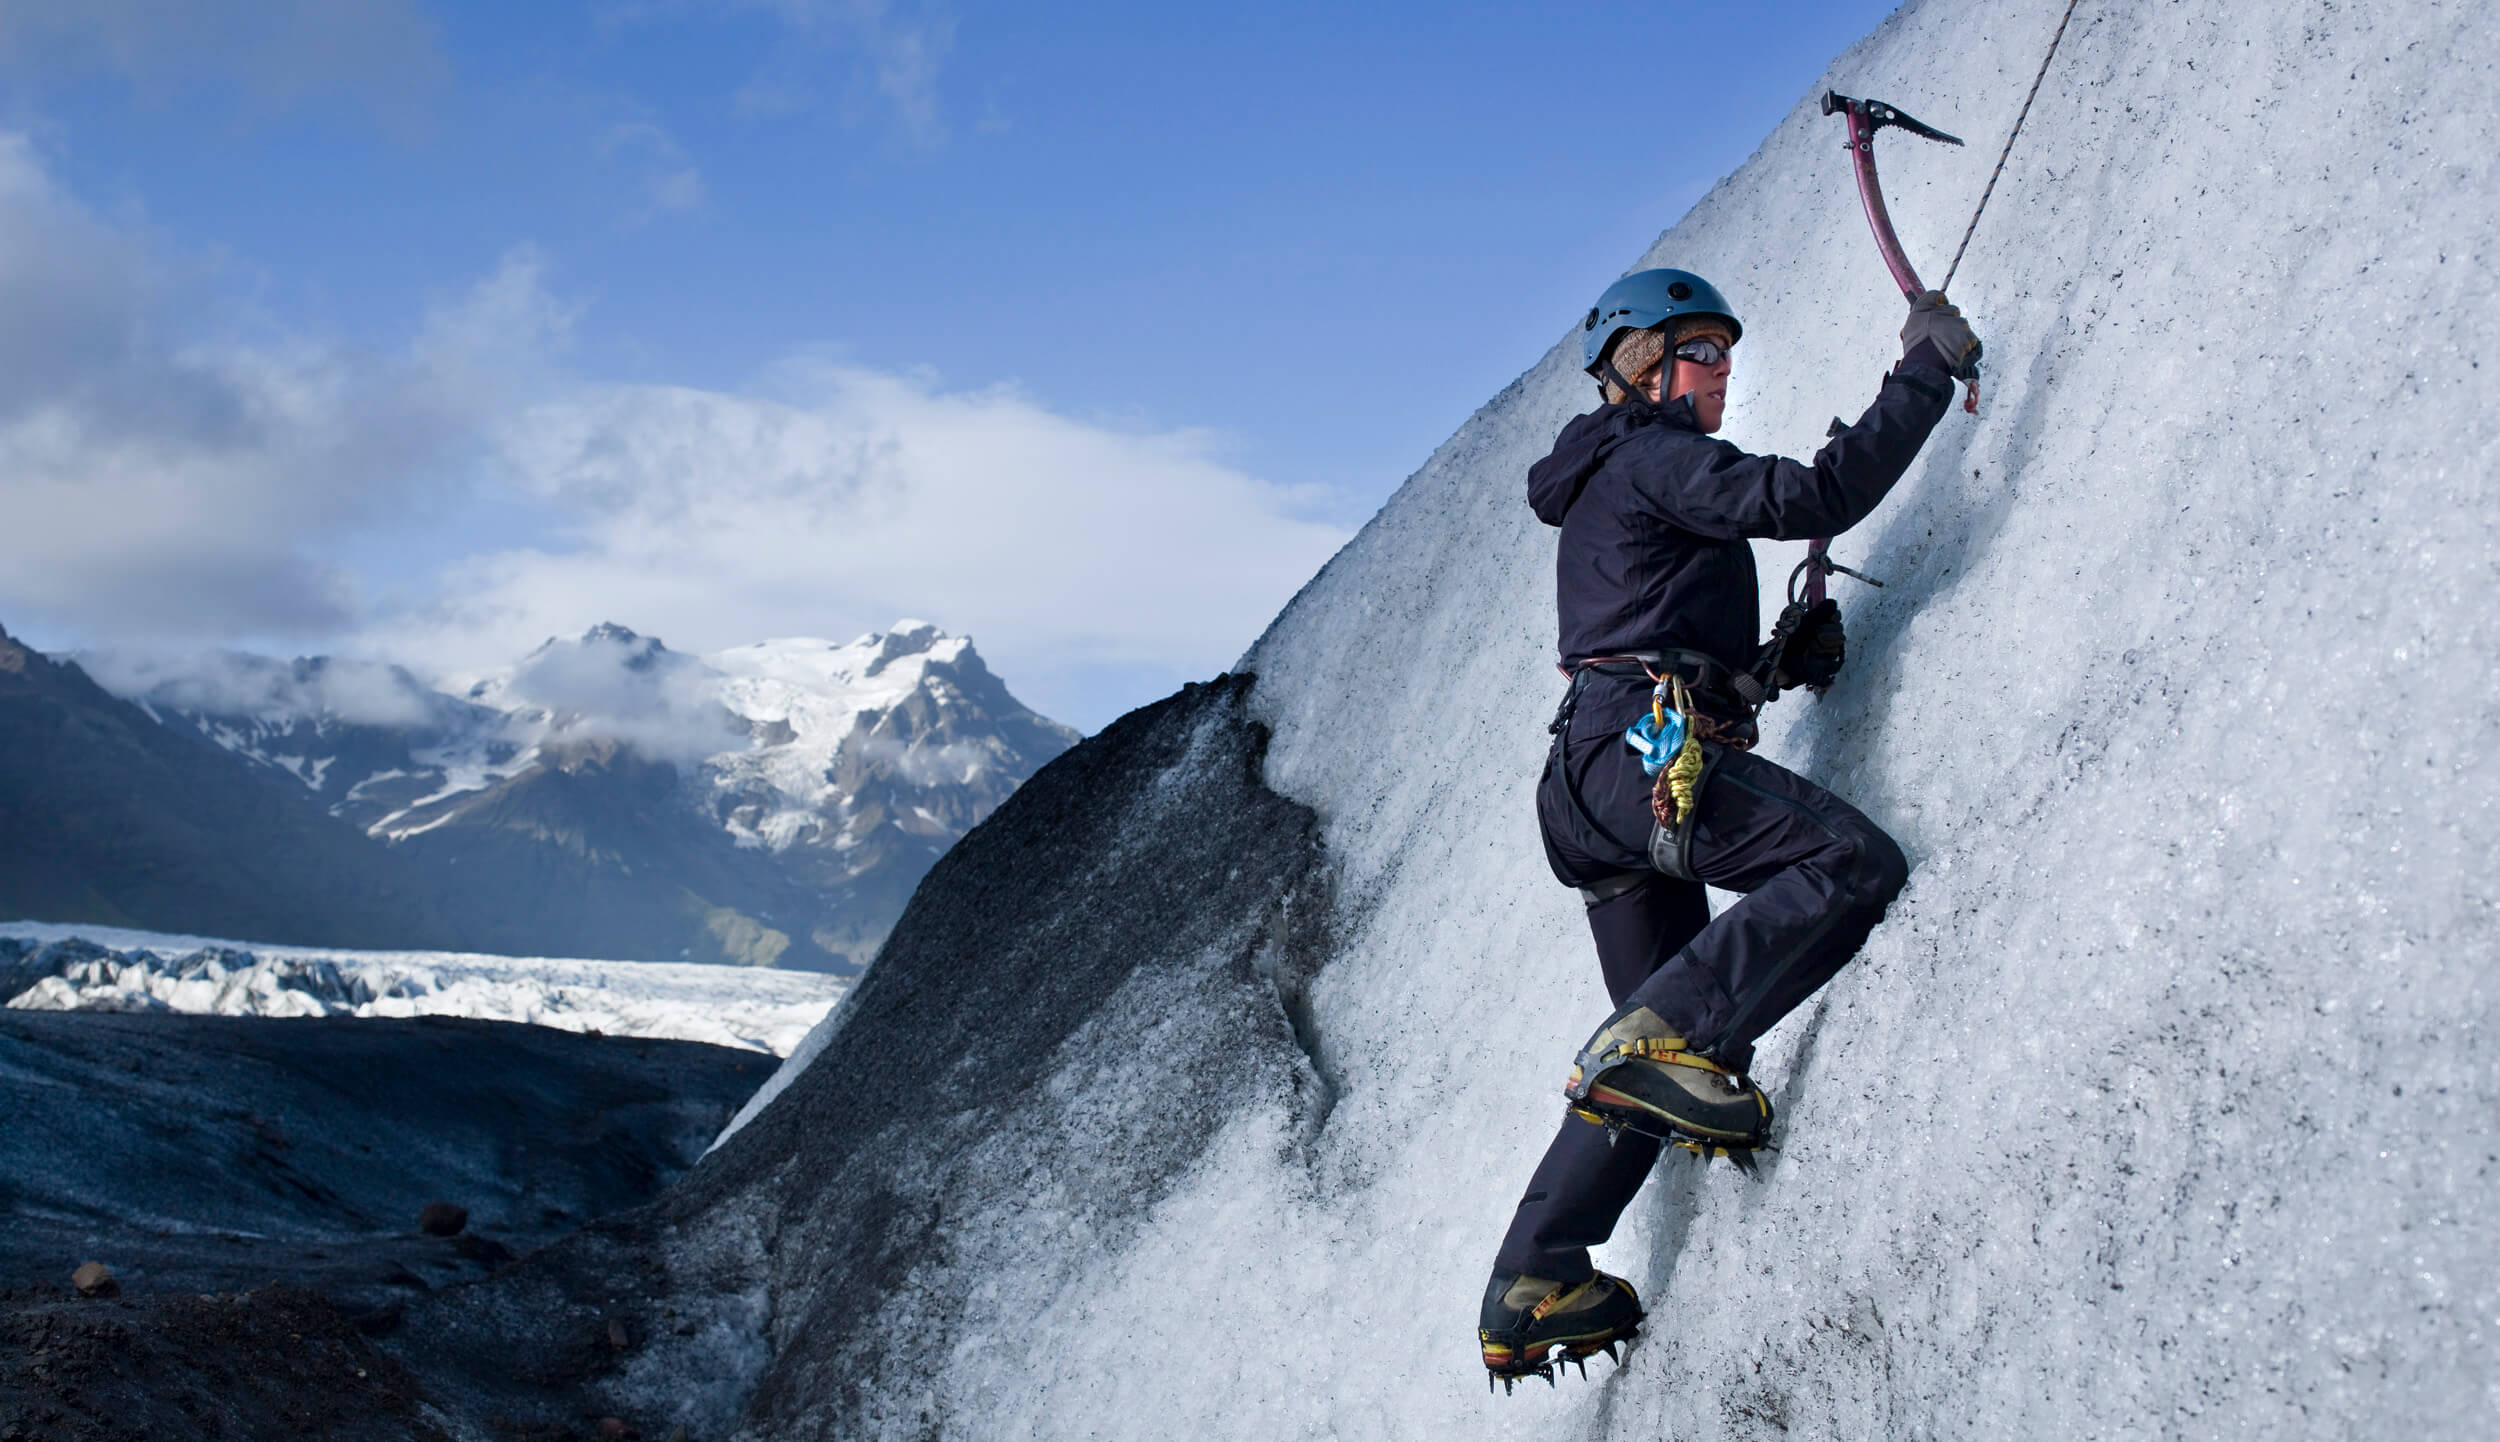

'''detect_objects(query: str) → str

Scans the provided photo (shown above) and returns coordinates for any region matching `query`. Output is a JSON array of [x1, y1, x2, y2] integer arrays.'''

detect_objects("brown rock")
[[605, 1318, 631, 1351], [71, 1260, 119, 1297], [418, 1200, 469, 1237], [596, 1419, 638, 1439]]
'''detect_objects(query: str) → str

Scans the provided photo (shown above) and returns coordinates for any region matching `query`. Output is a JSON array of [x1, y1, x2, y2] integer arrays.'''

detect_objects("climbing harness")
[[1634, 665, 1741, 883], [1549, 652, 1754, 886]]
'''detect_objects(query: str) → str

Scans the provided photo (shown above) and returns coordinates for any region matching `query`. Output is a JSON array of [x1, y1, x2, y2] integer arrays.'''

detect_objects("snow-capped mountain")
[[0, 622, 469, 952], [57, 621, 1078, 970], [90, 647, 537, 837], [700, 625, 1087, 959]]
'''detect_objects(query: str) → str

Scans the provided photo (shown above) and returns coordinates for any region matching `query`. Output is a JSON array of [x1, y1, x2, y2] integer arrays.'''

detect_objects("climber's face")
[[1667, 331, 1734, 434]]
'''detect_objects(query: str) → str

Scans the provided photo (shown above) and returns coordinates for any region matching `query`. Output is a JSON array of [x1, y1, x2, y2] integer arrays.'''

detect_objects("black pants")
[[1495, 738, 1908, 1283]]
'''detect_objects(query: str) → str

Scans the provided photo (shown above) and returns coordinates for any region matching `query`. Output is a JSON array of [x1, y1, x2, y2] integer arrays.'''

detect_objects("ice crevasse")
[[400, 2, 2500, 1437]]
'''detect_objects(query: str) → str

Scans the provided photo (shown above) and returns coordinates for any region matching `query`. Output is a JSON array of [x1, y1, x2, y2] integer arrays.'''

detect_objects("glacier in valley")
[[0, 922, 841, 1056], [391, 3, 2500, 1438]]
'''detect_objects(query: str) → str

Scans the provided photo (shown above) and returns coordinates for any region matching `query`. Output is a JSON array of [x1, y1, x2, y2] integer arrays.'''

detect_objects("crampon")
[[1571, 1102, 1776, 1175], [1480, 1271, 1643, 1394], [1483, 1329, 1635, 1394], [1561, 1007, 1775, 1165]]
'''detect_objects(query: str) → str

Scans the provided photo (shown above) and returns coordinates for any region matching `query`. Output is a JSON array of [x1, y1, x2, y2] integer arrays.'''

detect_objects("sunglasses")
[[1673, 338, 1735, 368]]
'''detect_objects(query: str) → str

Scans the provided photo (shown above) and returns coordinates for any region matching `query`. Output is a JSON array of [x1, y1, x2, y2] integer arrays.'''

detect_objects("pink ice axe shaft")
[[1808, 90, 1973, 604]]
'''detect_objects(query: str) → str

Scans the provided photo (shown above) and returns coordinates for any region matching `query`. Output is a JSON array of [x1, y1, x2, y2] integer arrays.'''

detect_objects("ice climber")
[[1478, 269, 1979, 1388]]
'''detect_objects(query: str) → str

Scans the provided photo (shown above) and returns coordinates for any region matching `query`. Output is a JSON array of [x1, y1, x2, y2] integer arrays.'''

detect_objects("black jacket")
[[1527, 365, 1955, 690], [1528, 365, 1955, 887]]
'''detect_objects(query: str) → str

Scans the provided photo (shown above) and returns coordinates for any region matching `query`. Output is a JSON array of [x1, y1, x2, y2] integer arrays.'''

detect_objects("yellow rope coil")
[[1663, 676, 1705, 823]]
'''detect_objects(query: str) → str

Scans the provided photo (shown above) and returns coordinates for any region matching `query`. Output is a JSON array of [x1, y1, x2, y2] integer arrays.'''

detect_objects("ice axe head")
[[1820, 92, 1966, 148], [1820, 91, 1964, 300]]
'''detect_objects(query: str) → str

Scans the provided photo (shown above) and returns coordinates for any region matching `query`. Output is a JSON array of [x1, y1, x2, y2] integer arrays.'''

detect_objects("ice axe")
[[1795, 90, 1970, 610], [1822, 91, 1975, 414]]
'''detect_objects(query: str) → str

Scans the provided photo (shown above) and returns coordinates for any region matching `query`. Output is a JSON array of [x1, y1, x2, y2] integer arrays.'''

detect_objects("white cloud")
[[411, 246, 578, 406], [488, 628, 750, 765], [71, 648, 446, 729], [372, 362, 1353, 727], [647, 166, 708, 214], [0, 132, 477, 641]]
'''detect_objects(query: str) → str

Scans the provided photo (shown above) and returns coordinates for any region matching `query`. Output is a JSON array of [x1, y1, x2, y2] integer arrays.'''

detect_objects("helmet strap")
[[1598, 358, 1656, 409]]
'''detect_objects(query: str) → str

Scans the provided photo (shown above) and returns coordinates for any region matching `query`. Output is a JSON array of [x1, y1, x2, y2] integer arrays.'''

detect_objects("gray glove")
[[1900, 290, 1981, 379]]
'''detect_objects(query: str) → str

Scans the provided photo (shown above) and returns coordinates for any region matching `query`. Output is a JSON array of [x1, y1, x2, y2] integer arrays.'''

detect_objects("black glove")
[[1900, 290, 1982, 380], [1764, 598, 1846, 695]]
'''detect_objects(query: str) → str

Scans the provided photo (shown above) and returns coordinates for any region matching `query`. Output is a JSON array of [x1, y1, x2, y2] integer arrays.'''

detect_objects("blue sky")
[[0, 0, 1902, 730]]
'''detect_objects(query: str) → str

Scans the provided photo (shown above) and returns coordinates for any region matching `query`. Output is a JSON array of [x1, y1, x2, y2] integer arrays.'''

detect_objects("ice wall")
[[1238, 1, 2500, 1436], [412, 3, 2500, 1437]]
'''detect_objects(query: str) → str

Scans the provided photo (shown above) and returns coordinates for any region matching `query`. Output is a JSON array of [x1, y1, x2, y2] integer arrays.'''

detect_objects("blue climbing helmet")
[[1578, 268, 1743, 376]]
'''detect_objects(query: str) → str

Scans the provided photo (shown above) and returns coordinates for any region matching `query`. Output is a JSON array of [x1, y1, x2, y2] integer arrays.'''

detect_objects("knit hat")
[[1601, 314, 1738, 404]]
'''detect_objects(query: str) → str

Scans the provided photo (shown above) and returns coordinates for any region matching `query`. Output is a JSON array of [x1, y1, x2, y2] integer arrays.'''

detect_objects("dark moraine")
[[0, 1010, 769, 1439]]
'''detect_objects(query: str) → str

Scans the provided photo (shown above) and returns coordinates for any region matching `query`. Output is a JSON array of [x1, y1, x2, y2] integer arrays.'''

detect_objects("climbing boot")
[[1563, 1003, 1773, 1152], [1479, 1269, 1641, 1392]]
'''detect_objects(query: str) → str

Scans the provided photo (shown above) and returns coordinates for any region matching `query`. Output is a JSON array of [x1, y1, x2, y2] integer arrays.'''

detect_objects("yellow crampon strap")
[[1615, 1036, 1736, 1078], [1528, 1278, 1596, 1325]]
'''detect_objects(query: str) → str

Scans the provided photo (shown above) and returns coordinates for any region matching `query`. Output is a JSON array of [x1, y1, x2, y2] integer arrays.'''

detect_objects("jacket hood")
[[1526, 393, 1700, 527]]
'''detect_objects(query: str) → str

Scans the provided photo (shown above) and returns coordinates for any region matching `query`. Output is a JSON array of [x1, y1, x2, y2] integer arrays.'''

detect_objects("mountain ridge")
[[13, 620, 1077, 968]]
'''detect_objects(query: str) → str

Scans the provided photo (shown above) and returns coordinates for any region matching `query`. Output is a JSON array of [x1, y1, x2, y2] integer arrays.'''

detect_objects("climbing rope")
[[1941, 0, 2088, 293]]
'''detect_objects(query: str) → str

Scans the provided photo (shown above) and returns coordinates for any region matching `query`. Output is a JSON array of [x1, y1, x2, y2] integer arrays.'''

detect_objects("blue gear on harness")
[[1621, 681, 1688, 777]]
